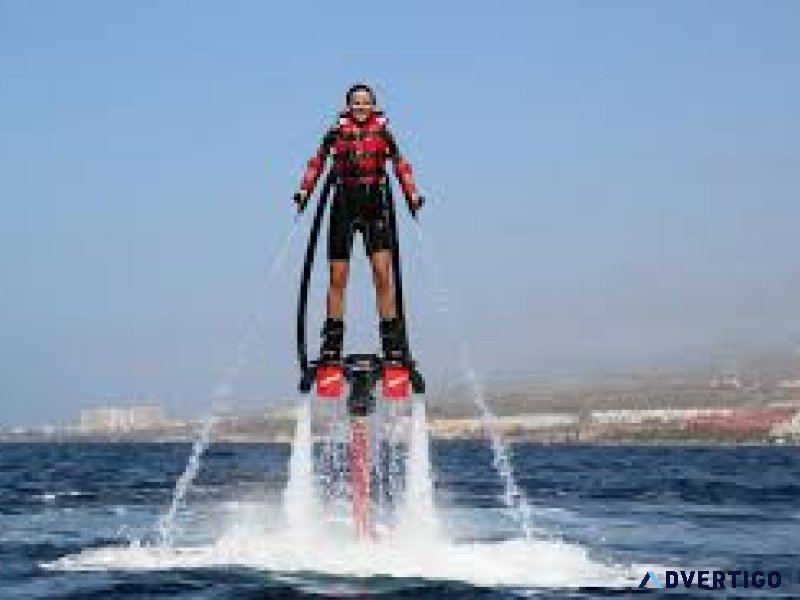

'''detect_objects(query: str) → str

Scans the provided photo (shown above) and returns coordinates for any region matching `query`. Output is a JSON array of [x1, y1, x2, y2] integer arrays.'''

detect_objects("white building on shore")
[[80, 405, 165, 433]]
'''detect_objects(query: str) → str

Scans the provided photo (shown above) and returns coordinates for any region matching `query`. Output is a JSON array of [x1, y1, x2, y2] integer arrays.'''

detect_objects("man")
[[295, 83, 422, 363]]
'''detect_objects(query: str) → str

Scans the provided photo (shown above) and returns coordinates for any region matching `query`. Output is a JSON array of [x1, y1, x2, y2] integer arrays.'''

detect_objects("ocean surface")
[[1, 440, 799, 598]]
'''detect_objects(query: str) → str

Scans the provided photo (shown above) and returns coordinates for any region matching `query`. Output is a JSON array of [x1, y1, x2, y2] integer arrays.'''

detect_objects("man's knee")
[[330, 266, 349, 291], [374, 265, 393, 293]]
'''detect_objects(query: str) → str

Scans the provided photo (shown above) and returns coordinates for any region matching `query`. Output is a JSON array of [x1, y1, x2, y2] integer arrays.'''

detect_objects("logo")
[[385, 375, 407, 389], [319, 373, 342, 387], [639, 571, 663, 588], [640, 570, 782, 590]]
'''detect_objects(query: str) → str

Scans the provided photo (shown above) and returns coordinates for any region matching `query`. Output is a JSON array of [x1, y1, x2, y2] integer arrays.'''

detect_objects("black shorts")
[[328, 183, 394, 261]]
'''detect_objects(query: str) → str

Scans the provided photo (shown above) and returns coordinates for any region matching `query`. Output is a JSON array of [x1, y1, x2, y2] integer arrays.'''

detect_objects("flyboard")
[[296, 171, 424, 539]]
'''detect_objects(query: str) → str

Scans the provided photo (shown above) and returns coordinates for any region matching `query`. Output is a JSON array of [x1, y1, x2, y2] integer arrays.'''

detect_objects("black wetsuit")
[[328, 182, 394, 261]]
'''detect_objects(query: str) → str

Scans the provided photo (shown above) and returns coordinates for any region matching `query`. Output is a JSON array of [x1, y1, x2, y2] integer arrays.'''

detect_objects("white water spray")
[[283, 396, 316, 540], [157, 220, 301, 546], [411, 222, 535, 539], [373, 402, 406, 529], [400, 396, 439, 539], [157, 413, 215, 546], [459, 345, 534, 539]]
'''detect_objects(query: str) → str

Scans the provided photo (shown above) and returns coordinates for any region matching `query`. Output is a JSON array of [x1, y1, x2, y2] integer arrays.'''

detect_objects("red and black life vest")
[[300, 110, 417, 200]]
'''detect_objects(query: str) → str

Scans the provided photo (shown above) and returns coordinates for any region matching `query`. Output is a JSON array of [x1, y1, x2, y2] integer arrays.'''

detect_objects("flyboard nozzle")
[[345, 354, 381, 417]]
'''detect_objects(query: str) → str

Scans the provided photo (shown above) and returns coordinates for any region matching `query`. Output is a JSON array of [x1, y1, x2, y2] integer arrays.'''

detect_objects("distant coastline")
[[3, 382, 799, 446]]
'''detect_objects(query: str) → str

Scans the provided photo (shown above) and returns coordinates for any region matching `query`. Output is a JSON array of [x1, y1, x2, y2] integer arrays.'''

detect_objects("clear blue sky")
[[1, 1, 799, 424]]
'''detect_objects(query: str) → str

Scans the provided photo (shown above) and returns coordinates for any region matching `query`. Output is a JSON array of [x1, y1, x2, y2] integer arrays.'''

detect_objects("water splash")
[[373, 401, 407, 530], [283, 396, 317, 540], [459, 346, 535, 539], [157, 220, 300, 546], [399, 396, 439, 539], [316, 399, 349, 521], [411, 222, 535, 539], [48, 532, 639, 590], [49, 404, 644, 591], [157, 413, 215, 546]]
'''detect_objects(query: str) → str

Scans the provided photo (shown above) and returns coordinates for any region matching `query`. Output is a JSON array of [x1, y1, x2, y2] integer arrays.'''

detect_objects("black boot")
[[379, 317, 407, 363], [320, 317, 344, 363]]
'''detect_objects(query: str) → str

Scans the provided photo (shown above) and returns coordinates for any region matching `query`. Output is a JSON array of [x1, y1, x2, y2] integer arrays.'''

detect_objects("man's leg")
[[369, 250, 406, 361], [327, 260, 350, 319], [368, 250, 395, 319], [322, 187, 352, 361], [320, 261, 348, 362]]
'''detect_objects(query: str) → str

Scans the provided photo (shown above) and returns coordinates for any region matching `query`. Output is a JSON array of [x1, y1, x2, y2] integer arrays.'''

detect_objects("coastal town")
[[3, 370, 800, 445]]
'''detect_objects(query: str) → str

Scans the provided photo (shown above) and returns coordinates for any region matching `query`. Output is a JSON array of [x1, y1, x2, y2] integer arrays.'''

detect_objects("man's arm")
[[383, 127, 420, 209], [297, 127, 336, 205]]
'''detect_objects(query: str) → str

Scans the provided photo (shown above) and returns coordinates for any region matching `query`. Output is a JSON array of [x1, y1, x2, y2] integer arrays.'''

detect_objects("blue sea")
[[1, 441, 799, 598]]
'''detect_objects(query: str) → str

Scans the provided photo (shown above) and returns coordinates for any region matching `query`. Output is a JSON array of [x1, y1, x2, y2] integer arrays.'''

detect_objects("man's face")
[[349, 89, 374, 123]]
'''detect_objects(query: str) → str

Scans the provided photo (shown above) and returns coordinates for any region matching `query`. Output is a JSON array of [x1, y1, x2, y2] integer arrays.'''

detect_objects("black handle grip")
[[410, 195, 425, 218], [293, 192, 308, 214]]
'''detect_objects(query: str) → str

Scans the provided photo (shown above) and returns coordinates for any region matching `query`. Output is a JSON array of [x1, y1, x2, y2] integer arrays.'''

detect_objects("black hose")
[[384, 184, 413, 365], [296, 172, 335, 376]]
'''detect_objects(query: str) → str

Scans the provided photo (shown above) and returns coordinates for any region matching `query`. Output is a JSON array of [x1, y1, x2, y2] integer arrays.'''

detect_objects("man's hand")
[[408, 193, 425, 216], [294, 190, 309, 213]]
